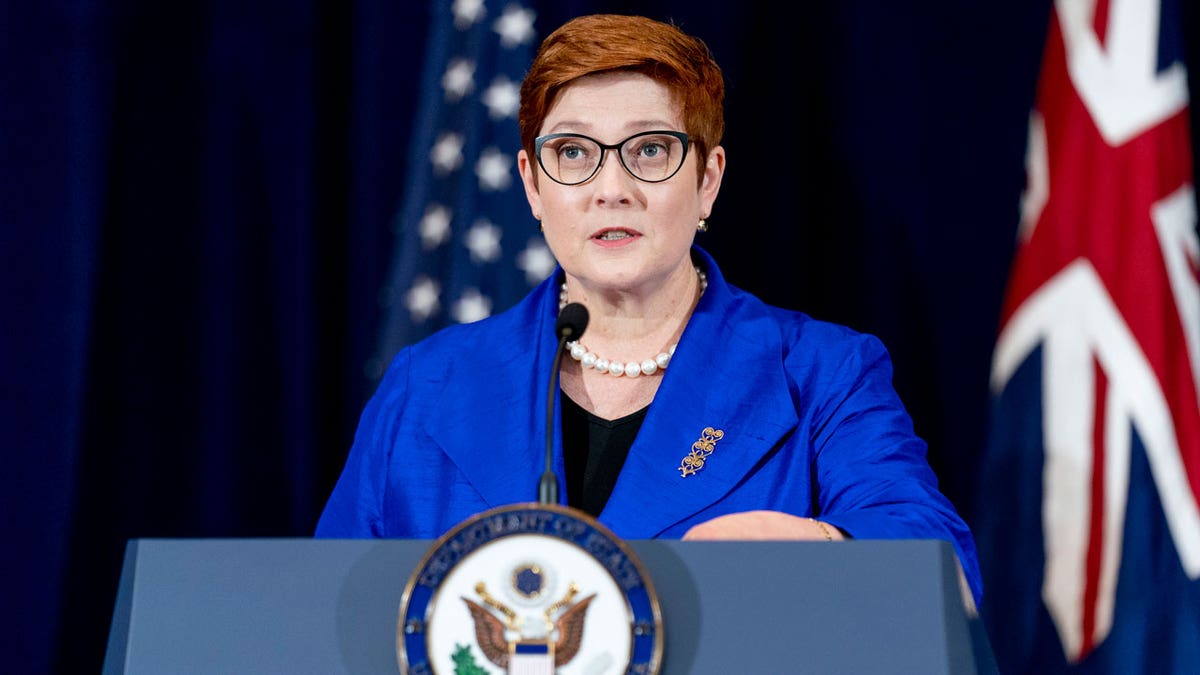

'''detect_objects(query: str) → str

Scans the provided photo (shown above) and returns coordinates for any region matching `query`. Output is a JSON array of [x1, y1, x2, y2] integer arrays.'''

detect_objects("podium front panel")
[[104, 538, 994, 674]]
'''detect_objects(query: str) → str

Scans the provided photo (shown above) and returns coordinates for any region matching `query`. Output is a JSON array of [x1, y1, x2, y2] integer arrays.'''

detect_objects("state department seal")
[[397, 503, 663, 674]]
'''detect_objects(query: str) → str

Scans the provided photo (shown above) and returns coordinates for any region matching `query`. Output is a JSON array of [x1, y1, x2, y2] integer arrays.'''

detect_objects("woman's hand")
[[681, 510, 845, 541]]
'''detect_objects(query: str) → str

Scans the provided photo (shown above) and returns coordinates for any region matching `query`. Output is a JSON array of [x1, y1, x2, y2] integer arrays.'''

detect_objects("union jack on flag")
[[977, 0, 1200, 672], [370, 0, 556, 379]]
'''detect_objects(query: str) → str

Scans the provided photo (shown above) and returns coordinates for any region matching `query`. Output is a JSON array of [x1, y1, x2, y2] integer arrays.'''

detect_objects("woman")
[[317, 14, 983, 606]]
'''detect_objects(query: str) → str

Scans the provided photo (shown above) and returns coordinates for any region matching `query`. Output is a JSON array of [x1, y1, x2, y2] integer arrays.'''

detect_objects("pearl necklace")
[[558, 267, 707, 378]]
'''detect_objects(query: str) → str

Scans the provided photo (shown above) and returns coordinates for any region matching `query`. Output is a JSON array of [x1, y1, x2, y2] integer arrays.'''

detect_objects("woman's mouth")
[[596, 230, 633, 240], [592, 226, 640, 241]]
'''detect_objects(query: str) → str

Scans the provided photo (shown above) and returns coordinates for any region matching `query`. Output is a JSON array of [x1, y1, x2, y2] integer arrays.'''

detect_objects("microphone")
[[541, 302, 589, 504]]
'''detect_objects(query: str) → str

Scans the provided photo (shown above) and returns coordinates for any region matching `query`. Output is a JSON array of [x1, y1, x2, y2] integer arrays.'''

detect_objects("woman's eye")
[[641, 143, 664, 157], [632, 140, 670, 160], [560, 145, 587, 160]]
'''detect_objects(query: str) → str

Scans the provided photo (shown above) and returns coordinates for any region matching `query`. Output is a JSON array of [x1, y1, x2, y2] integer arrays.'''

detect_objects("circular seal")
[[397, 503, 663, 674]]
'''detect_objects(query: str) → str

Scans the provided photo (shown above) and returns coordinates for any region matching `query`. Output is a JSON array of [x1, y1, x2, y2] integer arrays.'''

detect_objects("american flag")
[[977, 0, 1200, 672], [369, 0, 555, 379]]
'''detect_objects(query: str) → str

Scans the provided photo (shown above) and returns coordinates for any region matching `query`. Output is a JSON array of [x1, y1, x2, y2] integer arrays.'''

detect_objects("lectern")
[[104, 538, 995, 674]]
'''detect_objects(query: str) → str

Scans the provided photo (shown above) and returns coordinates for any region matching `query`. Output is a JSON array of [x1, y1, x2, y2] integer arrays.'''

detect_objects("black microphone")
[[541, 302, 589, 504]]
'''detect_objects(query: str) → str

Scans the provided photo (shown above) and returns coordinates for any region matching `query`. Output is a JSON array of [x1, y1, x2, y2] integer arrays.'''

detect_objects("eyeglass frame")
[[533, 130, 691, 186]]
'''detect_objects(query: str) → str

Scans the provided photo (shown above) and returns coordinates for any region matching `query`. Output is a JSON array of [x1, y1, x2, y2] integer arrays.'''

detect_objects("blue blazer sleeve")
[[314, 349, 412, 538], [806, 330, 983, 604]]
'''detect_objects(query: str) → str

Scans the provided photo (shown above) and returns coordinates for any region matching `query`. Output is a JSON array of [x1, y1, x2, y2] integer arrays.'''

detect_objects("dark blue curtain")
[[3, 1, 1196, 673], [3, 2, 428, 671]]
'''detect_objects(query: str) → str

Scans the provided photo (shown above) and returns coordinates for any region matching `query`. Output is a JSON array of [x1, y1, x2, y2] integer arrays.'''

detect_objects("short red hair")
[[519, 14, 725, 183]]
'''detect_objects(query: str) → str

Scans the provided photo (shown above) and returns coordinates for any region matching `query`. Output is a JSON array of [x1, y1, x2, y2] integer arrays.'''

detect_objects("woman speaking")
[[317, 13, 983, 606]]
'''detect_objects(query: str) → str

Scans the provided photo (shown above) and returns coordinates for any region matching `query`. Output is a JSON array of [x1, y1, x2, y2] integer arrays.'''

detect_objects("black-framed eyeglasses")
[[534, 130, 690, 186]]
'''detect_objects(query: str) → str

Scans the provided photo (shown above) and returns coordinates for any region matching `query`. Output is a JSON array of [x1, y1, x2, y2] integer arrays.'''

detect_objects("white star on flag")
[[430, 131, 464, 174], [405, 276, 441, 322], [452, 288, 492, 323], [493, 5, 535, 48], [419, 204, 452, 249], [465, 219, 502, 262], [442, 58, 475, 101], [475, 147, 512, 191], [451, 0, 485, 28], [516, 239, 557, 284], [481, 76, 520, 119]]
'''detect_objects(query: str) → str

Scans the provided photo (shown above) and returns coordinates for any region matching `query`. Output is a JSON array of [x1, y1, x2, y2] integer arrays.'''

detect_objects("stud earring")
[[697, 219, 708, 233]]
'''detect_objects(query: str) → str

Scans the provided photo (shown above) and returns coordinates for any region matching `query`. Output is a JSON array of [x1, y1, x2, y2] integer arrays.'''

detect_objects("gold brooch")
[[678, 427, 725, 477]]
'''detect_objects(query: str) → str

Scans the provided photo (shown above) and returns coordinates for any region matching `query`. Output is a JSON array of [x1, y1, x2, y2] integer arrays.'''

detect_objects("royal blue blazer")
[[317, 247, 984, 606]]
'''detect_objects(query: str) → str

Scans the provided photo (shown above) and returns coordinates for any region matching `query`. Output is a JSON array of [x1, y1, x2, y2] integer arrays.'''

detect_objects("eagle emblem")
[[462, 580, 596, 672]]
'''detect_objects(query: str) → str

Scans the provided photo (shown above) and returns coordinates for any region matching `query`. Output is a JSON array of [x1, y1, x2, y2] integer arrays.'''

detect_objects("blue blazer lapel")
[[419, 275, 564, 509], [600, 252, 801, 538]]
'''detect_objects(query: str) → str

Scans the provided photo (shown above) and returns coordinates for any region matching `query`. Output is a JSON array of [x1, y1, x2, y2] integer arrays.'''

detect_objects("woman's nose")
[[591, 148, 635, 203]]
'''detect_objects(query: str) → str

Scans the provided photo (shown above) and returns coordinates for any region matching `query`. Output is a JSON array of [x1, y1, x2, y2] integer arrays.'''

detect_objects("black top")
[[561, 393, 648, 516]]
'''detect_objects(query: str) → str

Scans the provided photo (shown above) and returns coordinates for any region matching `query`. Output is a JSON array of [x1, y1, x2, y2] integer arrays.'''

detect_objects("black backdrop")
[[3, 1, 1197, 672]]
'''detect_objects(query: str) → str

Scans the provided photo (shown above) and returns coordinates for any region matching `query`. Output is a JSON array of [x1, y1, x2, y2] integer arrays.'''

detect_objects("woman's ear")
[[699, 145, 726, 217], [517, 149, 543, 221]]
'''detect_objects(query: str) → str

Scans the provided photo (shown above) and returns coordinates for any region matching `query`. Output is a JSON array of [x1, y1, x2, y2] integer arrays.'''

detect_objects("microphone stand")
[[541, 303, 588, 504], [539, 333, 569, 505]]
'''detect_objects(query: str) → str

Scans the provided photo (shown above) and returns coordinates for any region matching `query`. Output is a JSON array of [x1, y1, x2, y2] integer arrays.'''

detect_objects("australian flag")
[[369, 0, 555, 379], [976, 0, 1200, 672]]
